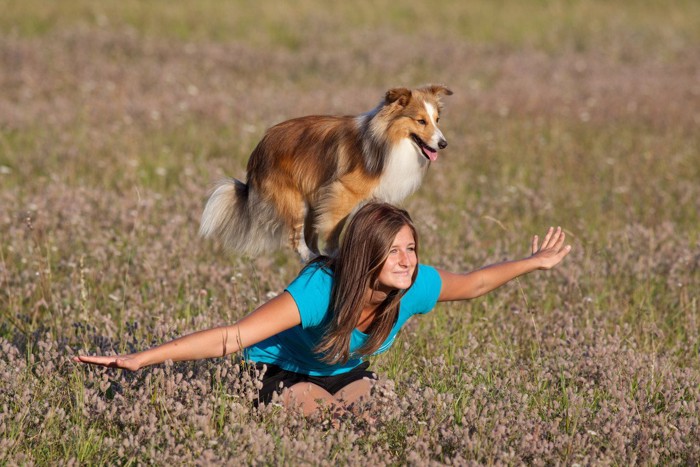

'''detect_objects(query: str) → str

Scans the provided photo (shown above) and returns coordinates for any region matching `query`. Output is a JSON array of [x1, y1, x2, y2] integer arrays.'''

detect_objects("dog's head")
[[383, 84, 453, 161]]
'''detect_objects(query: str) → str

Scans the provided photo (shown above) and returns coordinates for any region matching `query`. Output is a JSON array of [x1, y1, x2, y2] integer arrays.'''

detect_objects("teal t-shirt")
[[244, 263, 442, 376]]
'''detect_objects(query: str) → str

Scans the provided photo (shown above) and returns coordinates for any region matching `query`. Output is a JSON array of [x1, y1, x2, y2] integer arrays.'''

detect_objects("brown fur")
[[200, 84, 452, 259]]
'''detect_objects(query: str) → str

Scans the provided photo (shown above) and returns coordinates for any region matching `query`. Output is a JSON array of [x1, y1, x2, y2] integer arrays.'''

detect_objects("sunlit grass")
[[3, 0, 699, 58]]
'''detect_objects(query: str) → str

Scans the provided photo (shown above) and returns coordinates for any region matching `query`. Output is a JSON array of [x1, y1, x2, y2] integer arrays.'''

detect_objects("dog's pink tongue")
[[424, 146, 438, 161]]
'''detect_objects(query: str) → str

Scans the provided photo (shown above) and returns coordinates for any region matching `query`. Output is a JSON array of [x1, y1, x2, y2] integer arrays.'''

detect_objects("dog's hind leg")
[[292, 225, 315, 262], [315, 173, 376, 254], [261, 180, 313, 259]]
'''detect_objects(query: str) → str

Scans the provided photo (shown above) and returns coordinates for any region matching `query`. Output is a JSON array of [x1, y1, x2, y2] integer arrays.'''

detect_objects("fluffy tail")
[[199, 179, 285, 255]]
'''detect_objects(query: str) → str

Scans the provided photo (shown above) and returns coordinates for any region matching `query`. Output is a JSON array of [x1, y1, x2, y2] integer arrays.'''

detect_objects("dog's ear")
[[425, 84, 453, 97], [385, 87, 412, 107]]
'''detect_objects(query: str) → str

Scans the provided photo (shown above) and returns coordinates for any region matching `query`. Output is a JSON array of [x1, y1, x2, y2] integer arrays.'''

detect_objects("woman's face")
[[376, 225, 417, 292]]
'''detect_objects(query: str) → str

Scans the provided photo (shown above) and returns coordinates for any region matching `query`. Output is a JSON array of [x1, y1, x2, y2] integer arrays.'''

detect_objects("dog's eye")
[[436, 117, 440, 123], [417, 119, 427, 125]]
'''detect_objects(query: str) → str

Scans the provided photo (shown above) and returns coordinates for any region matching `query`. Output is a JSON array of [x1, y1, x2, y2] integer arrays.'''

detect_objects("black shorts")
[[250, 361, 377, 405]]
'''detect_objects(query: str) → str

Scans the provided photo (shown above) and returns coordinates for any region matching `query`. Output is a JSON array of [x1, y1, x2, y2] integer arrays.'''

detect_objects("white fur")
[[296, 229, 314, 262], [199, 183, 234, 238], [372, 138, 428, 203], [424, 102, 446, 149], [424, 102, 438, 126]]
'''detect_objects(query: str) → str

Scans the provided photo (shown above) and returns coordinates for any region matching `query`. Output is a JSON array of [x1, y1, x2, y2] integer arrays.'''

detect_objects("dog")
[[200, 84, 452, 260]]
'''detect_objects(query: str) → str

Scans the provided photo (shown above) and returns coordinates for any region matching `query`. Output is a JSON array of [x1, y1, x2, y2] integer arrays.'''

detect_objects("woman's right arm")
[[73, 291, 301, 371]]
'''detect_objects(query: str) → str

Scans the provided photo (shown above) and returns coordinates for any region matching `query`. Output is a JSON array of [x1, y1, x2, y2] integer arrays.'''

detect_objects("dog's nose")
[[438, 139, 447, 149]]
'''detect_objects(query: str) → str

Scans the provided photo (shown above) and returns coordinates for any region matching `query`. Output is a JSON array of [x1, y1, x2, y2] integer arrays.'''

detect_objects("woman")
[[75, 203, 571, 418]]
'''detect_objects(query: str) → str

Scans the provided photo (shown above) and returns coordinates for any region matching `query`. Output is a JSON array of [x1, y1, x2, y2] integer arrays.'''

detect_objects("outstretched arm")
[[73, 292, 301, 370], [438, 226, 571, 302]]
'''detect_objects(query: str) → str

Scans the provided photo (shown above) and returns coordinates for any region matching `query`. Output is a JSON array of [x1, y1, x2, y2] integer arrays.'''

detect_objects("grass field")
[[1, 0, 699, 464]]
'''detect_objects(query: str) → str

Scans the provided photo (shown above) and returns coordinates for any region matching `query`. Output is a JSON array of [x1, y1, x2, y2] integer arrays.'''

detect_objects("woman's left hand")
[[531, 226, 572, 270]]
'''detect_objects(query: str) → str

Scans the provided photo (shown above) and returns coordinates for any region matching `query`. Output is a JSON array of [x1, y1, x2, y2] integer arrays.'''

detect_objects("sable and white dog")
[[200, 84, 453, 259]]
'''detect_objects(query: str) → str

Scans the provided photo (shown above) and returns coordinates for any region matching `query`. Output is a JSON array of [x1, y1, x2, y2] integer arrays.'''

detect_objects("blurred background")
[[1, 1, 699, 464]]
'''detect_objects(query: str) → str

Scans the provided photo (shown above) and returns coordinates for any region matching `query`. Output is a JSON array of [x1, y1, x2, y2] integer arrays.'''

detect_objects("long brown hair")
[[314, 202, 419, 364]]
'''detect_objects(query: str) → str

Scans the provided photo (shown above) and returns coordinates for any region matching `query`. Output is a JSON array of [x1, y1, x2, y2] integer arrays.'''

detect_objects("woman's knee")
[[335, 377, 374, 403], [282, 382, 336, 414]]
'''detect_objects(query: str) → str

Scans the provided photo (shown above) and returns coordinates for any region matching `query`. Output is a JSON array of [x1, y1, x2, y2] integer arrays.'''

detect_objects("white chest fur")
[[372, 139, 428, 204]]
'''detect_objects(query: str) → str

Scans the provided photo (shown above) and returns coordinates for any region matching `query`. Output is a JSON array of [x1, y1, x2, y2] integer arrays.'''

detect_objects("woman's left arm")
[[438, 226, 571, 302]]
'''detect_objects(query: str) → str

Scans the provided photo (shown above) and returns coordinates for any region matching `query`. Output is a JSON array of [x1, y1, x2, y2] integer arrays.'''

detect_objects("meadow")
[[1, 0, 699, 464]]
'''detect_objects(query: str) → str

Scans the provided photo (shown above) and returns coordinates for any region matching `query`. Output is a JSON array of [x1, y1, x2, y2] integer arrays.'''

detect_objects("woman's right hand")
[[73, 354, 143, 371]]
